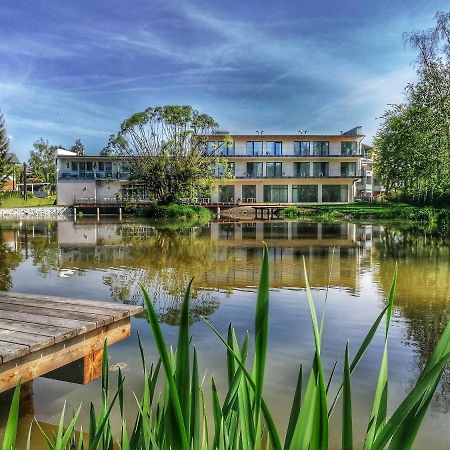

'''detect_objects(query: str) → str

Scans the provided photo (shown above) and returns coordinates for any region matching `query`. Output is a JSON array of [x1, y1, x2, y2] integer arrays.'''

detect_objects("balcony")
[[58, 172, 130, 181], [235, 171, 361, 179]]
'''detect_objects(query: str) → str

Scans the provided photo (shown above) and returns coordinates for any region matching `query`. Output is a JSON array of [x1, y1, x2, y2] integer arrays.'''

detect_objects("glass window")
[[292, 185, 318, 202], [98, 162, 105, 172], [341, 141, 357, 156], [219, 185, 235, 202], [246, 141, 263, 156], [322, 185, 349, 202], [206, 141, 217, 154], [294, 162, 310, 177], [312, 141, 329, 156], [341, 162, 357, 177], [105, 162, 112, 172], [266, 141, 282, 156], [242, 185, 256, 202], [78, 162, 86, 172], [263, 185, 288, 202], [122, 163, 130, 172], [313, 162, 329, 177], [218, 141, 235, 156], [294, 141, 310, 156], [263, 222, 288, 239], [86, 162, 93, 171], [266, 162, 282, 177], [71, 162, 78, 172], [246, 162, 263, 178]]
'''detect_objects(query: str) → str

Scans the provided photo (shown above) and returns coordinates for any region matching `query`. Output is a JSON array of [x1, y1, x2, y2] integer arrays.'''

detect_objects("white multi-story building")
[[56, 127, 364, 205]]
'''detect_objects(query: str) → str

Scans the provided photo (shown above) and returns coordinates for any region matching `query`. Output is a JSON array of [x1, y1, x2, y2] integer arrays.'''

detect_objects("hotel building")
[[56, 126, 364, 205]]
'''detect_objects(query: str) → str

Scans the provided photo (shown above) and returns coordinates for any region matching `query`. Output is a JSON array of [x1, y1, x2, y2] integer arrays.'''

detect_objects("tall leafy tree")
[[28, 138, 59, 187], [374, 12, 450, 205], [70, 138, 86, 156], [0, 112, 12, 184], [108, 105, 232, 204]]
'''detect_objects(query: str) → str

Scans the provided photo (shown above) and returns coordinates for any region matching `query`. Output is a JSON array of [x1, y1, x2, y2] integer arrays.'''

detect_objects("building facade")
[[56, 127, 364, 205]]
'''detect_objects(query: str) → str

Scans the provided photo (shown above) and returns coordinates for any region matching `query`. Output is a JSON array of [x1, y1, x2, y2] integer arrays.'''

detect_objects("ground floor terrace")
[[210, 179, 356, 204]]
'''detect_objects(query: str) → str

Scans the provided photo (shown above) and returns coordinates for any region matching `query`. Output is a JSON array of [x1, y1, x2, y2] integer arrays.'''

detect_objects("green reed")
[[2, 244, 450, 449]]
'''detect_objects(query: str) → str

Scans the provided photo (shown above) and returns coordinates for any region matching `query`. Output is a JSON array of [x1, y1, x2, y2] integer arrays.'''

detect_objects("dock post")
[[96, 207, 100, 221], [216, 206, 220, 218], [73, 207, 77, 222], [119, 207, 122, 221]]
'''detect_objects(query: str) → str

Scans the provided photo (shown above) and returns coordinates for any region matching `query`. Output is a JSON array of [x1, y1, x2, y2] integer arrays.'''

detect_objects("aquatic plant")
[[2, 245, 450, 449]]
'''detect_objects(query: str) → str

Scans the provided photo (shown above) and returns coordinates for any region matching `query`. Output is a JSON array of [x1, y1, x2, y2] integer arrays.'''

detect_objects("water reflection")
[[1, 219, 450, 417]]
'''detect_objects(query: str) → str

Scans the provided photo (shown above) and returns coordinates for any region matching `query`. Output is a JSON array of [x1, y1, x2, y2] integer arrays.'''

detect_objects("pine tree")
[[0, 112, 12, 183]]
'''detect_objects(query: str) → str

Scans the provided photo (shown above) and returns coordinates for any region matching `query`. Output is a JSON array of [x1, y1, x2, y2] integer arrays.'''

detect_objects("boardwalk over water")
[[0, 292, 142, 393]]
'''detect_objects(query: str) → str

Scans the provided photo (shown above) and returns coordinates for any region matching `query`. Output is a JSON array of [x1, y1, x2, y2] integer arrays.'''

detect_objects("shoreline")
[[0, 206, 73, 219]]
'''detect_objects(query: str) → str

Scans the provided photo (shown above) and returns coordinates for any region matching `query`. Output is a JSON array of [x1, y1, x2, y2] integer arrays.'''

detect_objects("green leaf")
[[141, 285, 189, 450], [284, 365, 302, 450], [190, 347, 200, 450], [2, 383, 21, 450], [342, 342, 353, 450]]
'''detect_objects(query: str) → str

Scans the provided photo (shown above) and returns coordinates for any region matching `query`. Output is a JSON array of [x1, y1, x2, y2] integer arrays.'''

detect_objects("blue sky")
[[1, 0, 448, 160]]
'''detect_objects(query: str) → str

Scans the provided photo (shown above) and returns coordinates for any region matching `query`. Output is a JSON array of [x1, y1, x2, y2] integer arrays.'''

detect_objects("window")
[[246, 141, 263, 156], [218, 140, 235, 156], [122, 163, 130, 173], [294, 141, 310, 156], [292, 185, 318, 202], [263, 222, 288, 239], [263, 185, 288, 202], [341, 162, 357, 177], [71, 162, 78, 172], [205, 141, 216, 154], [105, 162, 112, 172], [313, 162, 329, 177], [98, 162, 105, 172], [322, 185, 349, 202], [266, 162, 282, 177], [78, 162, 86, 172], [242, 185, 256, 202], [341, 141, 357, 156], [294, 162, 310, 177], [219, 185, 235, 202], [312, 141, 329, 156], [266, 141, 282, 156], [212, 162, 234, 177], [246, 162, 263, 177], [86, 162, 93, 171]]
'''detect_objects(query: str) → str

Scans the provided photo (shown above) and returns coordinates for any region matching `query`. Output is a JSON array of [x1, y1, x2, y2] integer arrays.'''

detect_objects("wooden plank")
[[0, 291, 143, 315], [0, 302, 111, 327], [0, 329, 54, 352], [0, 341, 30, 363], [0, 297, 121, 323], [0, 319, 73, 340], [0, 318, 131, 393], [0, 310, 94, 334]]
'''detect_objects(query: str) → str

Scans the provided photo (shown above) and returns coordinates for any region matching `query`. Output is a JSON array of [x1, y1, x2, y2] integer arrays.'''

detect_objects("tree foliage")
[[107, 105, 232, 204], [374, 11, 450, 205], [28, 138, 59, 186], [70, 138, 86, 156], [0, 112, 13, 184]]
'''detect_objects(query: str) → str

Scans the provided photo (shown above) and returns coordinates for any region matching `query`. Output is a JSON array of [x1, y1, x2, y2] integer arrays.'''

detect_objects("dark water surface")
[[0, 219, 449, 449]]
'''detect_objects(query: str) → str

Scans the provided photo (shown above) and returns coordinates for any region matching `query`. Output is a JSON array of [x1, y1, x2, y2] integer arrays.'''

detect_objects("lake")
[[0, 218, 449, 449]]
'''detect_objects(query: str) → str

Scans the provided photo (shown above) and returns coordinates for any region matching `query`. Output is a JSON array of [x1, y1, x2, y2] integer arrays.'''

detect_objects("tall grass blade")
[[253, 243, 270, 429], [342, 342, 353, 450], [2, 383, 21, 450], [141, 285, 189, 450], [284, 365, 302, 450], [190, 347, 201, 450]]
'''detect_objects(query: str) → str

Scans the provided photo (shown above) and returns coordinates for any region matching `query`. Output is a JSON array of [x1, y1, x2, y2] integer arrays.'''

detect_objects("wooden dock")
[[0, 291, 143, 393]]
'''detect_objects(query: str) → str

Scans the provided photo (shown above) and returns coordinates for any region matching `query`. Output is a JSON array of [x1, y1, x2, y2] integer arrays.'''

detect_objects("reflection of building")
[[56, 221, 373, 293], [56, 127, 365, 205]]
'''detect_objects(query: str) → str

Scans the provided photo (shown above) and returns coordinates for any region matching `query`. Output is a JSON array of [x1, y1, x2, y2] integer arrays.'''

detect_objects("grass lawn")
[[0, 196, 56, 208]]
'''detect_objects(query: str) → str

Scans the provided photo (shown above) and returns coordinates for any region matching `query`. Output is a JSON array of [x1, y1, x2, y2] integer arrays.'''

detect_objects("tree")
[[70, 138, 86, 156], [28, 139, 58, 187], [100, 134, 115, 156], [0, 112, 12, 184], [374, 12, 450, 205], [107, 105, 232, 204]]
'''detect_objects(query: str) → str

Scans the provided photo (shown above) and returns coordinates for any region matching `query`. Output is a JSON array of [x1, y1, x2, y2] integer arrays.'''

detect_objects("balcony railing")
[[234, 172, 361, 179], [59, 172, 130, 180]]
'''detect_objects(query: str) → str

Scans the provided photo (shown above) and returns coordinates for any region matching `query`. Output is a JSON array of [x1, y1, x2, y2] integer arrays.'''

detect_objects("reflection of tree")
[[374, 226, 450, 411], [27, 223, 60, 275], [0, 230, 22, 290]]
